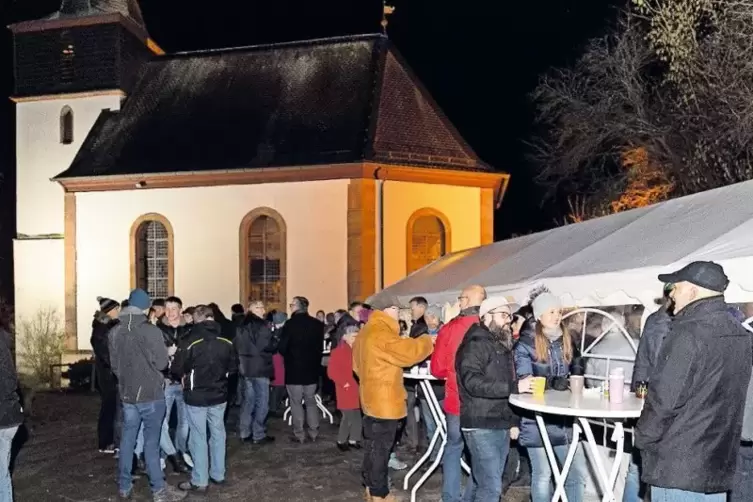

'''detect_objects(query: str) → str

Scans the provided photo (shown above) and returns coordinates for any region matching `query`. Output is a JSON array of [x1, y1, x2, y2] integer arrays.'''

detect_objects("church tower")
[[8, 0, 161, 353]]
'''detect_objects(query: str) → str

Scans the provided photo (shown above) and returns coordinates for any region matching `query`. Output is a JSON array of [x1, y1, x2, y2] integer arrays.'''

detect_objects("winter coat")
[[327, 343, 360, 410], [173, 320, 238, 407], [108, 307, 169, 404], [430, 307, 480, 416], [631, 306, 672, 390], [352, 310, 433, 420], [635, 296, 752, 493], [91, 314, 119, 393], [157, 319, 193, 382], [234, 314, 275, 379], [513, 321, 578, 448], [278, 312, 325, 385], [456, 323, 519, 430], [409, 316, 428, 338]]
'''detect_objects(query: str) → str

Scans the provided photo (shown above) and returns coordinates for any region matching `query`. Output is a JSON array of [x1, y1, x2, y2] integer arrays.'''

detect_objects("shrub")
[[17, 308, 66, 386], [63, 358, 94, 391]]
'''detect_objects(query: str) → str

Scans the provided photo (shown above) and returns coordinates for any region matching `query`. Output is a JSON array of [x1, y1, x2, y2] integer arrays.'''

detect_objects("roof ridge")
[[168, 33, 386, 59]]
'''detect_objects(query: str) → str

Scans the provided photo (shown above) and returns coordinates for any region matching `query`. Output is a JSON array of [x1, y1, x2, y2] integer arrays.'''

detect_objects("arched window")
[[130, 214, 174, 299], [406, 208, 451, 274], [60, 106, 73, 145], [239, 208, 287, 312]]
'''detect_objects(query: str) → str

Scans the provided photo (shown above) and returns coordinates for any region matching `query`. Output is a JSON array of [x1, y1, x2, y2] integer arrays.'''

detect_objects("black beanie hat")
[[97, 296, 119, 314]]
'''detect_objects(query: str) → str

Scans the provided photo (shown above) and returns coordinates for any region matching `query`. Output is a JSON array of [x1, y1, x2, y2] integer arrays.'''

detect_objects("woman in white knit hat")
[[512, 291, 586, 502]]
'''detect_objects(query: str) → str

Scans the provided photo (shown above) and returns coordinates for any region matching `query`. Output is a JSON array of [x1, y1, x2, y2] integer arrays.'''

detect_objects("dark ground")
[[12, 392, 530, 501]]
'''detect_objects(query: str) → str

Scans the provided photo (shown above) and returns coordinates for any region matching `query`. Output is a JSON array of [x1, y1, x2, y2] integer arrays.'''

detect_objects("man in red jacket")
[[431, 284, 486, 502]]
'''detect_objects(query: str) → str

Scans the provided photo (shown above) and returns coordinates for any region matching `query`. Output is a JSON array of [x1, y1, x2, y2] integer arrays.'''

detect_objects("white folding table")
[[402, 371, 471, 502], [510, 389, 643, 502]]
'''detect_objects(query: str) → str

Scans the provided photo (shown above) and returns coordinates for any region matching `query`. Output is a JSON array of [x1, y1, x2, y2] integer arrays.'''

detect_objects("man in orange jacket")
[[353, 295, 434, 502], [431, 284, 486, 502]]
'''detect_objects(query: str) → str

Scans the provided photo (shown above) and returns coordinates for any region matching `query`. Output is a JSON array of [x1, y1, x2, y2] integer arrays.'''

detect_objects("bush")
[[17, 308, 66, 386], [63, 358, 94, 391]]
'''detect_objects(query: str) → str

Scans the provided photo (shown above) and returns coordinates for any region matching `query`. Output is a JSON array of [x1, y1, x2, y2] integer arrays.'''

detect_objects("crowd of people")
[[0, 258, 745, 502]]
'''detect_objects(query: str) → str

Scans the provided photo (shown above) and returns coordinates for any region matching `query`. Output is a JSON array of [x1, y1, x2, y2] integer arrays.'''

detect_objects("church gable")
[[370, 50, 483, 171]]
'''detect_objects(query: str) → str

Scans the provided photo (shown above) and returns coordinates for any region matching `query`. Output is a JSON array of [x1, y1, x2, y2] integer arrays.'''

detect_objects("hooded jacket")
[[90, 313, 119, 392], [635, 296, 752, 493], [352, 310, 433, 420], [173, 320, 237, 407], [108, 306, 169, 404]]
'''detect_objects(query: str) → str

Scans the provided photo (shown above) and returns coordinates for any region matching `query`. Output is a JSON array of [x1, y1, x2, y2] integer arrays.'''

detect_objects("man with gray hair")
[[278, 296, 325, 443]]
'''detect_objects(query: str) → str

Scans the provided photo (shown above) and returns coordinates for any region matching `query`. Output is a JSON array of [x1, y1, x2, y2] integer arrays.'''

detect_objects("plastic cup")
[[570, 375, 584, 396], [531, 377, 546, 397]]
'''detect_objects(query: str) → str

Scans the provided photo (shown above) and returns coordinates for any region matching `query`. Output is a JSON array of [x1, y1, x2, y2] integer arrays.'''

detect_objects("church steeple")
[[52, 0, 146, 34], [8, 0, 159, 98]]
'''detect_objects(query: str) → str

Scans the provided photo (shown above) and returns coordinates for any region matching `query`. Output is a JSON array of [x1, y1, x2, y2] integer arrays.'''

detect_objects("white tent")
[[369, 179, 753, 309]]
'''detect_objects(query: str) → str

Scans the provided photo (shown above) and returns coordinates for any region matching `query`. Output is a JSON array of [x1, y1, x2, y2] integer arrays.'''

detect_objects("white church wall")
[[382, 181, 482, 287], [74, 179, 349, 349], [13, 239, 65, 361], [16, 95, 122, 236]]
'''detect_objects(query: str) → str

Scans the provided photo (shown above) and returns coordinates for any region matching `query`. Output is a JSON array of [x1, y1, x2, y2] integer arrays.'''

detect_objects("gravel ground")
[[12, 391, 530, 501]]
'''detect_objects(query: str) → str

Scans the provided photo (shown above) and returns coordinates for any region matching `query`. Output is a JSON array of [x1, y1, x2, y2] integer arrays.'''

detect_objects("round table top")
[[509, 388, 644, 419], [403, 371, 439, 381]]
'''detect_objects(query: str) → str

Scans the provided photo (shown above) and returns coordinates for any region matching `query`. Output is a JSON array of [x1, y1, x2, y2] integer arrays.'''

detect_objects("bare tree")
[[530, 5, 753, 219], [18, 308, 65, 386]]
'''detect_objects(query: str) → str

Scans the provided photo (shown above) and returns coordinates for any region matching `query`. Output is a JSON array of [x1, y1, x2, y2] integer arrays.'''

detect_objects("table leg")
[[315, 394, 334, 424], [577, 418, 624, 502], [405, 380, 448, 502], [534, 413, 573, 502]]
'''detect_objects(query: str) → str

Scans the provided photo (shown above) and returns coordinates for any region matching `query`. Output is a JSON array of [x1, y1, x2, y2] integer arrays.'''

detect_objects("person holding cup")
[[513, 291, 586, 502]]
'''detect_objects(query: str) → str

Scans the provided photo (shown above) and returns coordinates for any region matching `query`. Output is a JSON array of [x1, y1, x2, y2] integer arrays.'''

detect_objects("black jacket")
[[234, 314, 275, 378], [409, 316, 428, 339], [0, 334, 22, 429], [173, 320, 238, 407], [278, 312, 324, 385], [456, 323, 519, 430], [158, 320, 193, 381], [91, 314, 119, 393], [635, 296, 752, 493], [631, 306, 672, 390]]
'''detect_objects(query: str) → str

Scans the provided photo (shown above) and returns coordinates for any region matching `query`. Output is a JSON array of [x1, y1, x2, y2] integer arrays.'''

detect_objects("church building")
[[9, 0, 508, 354]]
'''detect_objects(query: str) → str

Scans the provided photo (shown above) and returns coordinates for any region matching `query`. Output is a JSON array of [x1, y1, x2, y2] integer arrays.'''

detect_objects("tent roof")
[[369, 179, 753, 308]]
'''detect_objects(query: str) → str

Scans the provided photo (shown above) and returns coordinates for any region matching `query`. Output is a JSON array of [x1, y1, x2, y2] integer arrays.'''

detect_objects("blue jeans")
[[651, 487, 725, 502], [186, 403, 227, 487], [0, 425, 18, 502], [119, 400, 166, 494], [443, 413, 472, 502], [528, 443, 585, 502], [164, 383, 188, 453], [623, 449, 642, 502], [463, 428, 510, 502], [730, 443, 753, 502], [239, 377, 270, 440]]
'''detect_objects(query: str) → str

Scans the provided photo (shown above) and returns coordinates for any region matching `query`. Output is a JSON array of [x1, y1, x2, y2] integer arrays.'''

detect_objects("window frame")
[[129, 213, 174, 298], [239, 207, 287, 312], [60, 106, 74, 145], [405, 208, 451, 275]]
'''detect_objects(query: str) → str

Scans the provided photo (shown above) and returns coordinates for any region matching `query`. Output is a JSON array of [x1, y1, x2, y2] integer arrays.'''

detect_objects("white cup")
[[411, 366, 419, 375], [418, 366, 428, 375]]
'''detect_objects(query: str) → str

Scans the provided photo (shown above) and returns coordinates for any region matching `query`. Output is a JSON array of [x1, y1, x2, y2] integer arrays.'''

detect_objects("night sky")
[[0, 0, 619, 300]]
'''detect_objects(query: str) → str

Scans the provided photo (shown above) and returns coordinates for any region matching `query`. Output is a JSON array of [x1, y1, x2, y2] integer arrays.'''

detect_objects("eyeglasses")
[[491, 311, 512, 319], [458, 296, 468, 301]]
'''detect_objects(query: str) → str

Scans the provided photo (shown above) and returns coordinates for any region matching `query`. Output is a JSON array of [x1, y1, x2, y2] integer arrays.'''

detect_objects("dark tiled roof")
[[56, 34, 492, 179]]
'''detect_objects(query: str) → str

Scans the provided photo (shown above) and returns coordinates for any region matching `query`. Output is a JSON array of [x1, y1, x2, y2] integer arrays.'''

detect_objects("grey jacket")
[[631, 306, 672, 390], [108, 307, 169, 404]]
